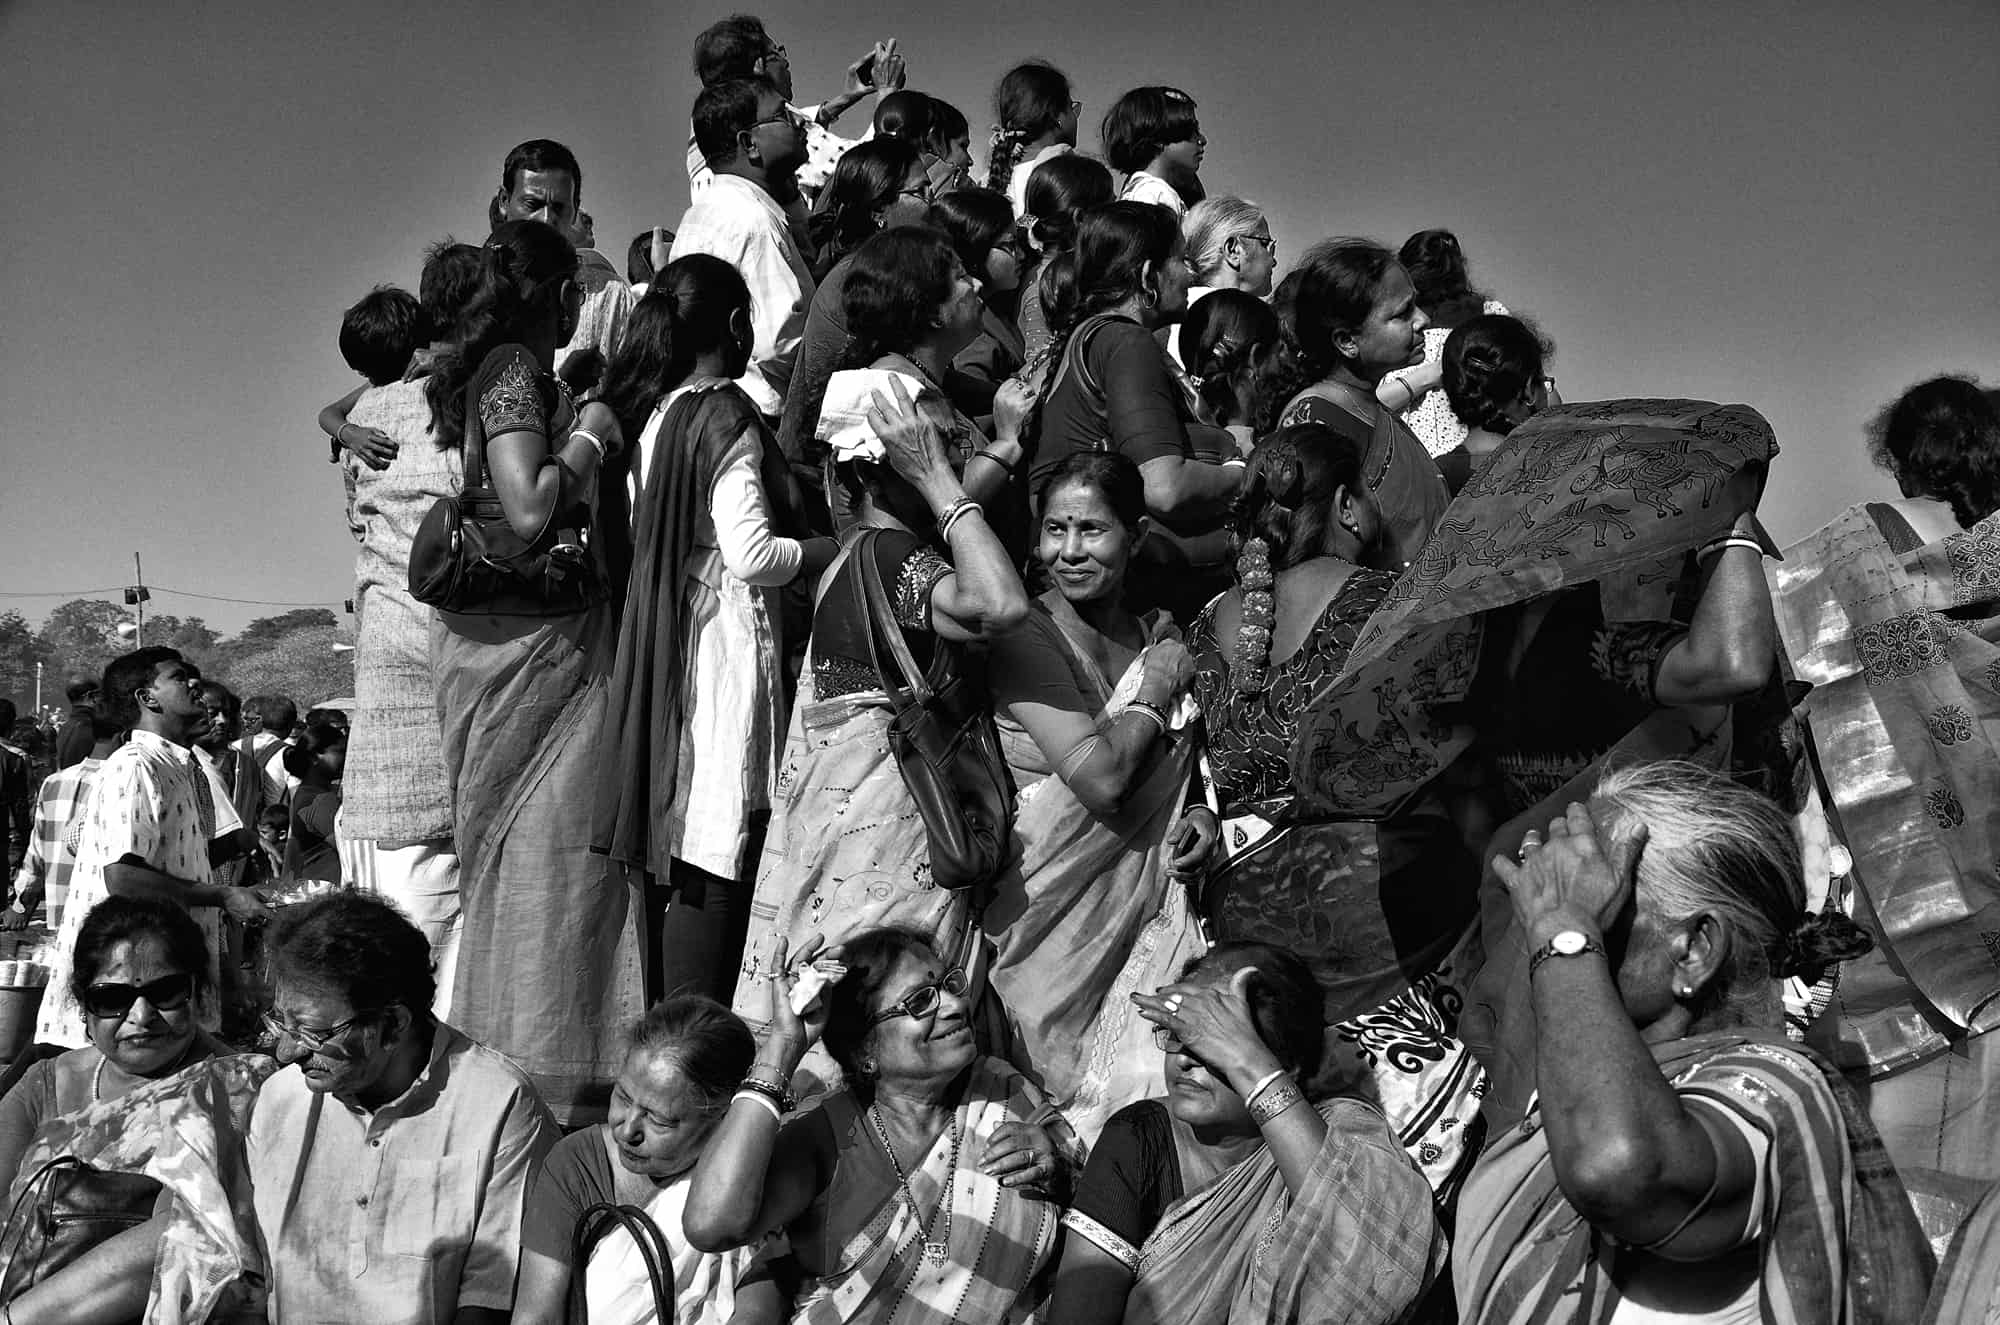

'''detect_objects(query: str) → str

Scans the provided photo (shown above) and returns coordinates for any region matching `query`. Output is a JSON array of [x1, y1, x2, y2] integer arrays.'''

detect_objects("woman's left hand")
[[1494, 801, 1647, 937], [576, 401, 626, 459], [992, 377, 1034, 443], [1166, 805, 1218, 876], [979, 1120, 1063, 1195], [1131, 966, 1270, 1092]]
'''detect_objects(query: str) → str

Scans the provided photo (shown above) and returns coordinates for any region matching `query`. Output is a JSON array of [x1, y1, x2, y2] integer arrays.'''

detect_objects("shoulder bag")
[[568, 1201, 676, 1323], [849, 528, 1015, 892], [0, 1155, 163, 1303], [408, 368, 603, 616]]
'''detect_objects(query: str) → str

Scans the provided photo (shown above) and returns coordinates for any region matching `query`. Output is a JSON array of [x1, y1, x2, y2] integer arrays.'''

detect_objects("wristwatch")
[[1528, 929, 1605, 977]]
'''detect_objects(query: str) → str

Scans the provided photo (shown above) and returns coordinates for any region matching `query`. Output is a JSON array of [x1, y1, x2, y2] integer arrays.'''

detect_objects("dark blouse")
[[810, 528, 953, 699], [1187, 570, 1398, 815], [1031, 316, 1197, 495], [1067, 1100, 1183, 1261], [472, 344, 587, 528]]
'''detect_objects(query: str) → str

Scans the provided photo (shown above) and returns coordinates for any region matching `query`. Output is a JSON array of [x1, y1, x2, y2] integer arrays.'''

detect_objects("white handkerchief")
[[815, 369, 928, 464]]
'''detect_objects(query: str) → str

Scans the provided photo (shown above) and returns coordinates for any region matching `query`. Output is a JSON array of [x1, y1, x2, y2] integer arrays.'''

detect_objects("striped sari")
[[1455, 1032, 1932, 1324]]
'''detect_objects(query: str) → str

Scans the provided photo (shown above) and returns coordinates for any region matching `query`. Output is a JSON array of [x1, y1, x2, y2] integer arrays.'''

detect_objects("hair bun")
[[1770, 909, 1875, 984]]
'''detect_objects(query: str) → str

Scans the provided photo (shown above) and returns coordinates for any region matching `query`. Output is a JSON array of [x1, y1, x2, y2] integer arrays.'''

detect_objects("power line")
[[0, 585, 338, 609]]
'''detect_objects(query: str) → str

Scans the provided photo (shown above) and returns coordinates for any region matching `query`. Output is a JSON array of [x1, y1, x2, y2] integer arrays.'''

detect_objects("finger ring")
[[1165, 995, 1183, 1013]]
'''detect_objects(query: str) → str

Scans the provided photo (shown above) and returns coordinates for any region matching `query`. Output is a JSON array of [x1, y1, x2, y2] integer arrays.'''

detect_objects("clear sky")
[[3, 0, 1995, 633]]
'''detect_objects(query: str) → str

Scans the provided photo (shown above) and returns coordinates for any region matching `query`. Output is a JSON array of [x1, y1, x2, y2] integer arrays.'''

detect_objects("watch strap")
[[1528, 932, 1606, 978]]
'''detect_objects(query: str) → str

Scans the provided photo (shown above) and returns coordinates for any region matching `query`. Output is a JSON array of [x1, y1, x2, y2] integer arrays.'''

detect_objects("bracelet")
[[335, 422, 353, 446], [937, 497, 982, 540], [1248, 1083, 1303, 1126], [570, 428, 609, 463], [732, 1089, 783, 1121], [739, 1073, 796, 1113], [1696, 535, 1764, 563], [1125, 699, 1169, 736], [971, 448, 1018, 478], [1243, 1068, 1286, 1108]]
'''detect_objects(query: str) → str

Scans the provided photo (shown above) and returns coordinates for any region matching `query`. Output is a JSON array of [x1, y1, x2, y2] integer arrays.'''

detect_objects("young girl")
[[988, 60, 1081, 215], [1103, 87, 1205, 215]]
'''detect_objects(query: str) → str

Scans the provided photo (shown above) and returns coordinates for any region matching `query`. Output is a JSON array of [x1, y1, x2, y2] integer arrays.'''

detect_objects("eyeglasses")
[[1152, 1025, 1224, 1075], [1240, 234, 1277, 257], [83, 973, 194, 1019], [869, 968, 970, 1025], [261, 1009, 380, 1055]]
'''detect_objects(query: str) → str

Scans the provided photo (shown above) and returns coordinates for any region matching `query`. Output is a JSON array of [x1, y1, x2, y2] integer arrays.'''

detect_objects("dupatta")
[[1124, 1098, 1443, 1325], [1454, 1032, 1932, 1325], [1773, 505, 2000, 1073], [593, 381, 805, 887]]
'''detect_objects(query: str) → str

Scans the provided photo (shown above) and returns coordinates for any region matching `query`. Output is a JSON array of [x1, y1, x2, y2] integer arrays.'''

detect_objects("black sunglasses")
[[84, 973, 195, 1019]]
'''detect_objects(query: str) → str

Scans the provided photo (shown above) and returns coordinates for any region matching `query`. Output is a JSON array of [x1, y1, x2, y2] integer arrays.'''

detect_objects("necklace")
[[93, 1038, 198, 1103], [865, 1102, 962, 1264]]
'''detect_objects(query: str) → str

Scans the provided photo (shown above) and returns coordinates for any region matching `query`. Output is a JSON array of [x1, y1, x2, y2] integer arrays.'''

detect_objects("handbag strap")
[[849, 528, 936, 709], [569, 1201, 677, 1323]]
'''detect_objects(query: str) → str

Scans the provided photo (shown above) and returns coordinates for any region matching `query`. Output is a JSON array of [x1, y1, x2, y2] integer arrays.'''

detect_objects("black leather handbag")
[[0, 1156, 162, 1304], [850, 528, 1016, 892], [408, 372, 602, 616], [569, 1202, 676, 1323]]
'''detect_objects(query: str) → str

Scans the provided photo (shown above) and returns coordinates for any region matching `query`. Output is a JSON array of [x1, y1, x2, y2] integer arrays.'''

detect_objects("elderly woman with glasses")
[[688, 930, 1072, 1324]]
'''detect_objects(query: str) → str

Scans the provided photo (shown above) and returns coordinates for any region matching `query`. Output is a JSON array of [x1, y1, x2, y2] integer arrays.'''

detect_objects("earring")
[[1141, 286, 1160, 311]]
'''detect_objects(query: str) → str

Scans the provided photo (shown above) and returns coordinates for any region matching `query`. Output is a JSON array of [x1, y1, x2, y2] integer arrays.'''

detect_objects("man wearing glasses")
[[685, 17, 906, 198], [249, 892, 556, 1323], [671, 78, 819, 418], [35, 648, 272, 1047]]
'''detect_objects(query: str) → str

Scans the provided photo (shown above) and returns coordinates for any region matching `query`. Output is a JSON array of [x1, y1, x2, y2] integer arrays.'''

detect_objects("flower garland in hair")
[[1234, 537, 1276, 694]]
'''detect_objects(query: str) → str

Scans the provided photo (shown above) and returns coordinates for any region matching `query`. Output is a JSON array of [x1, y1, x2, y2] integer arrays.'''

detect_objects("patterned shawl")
[[1289, 398, 1778, 821], [793, 1057, 1061, 1325], [1455, 1032, 1932, 1325], [593, 381, 804, 888], [1773, 504, 2000, 1073], [1124, 1098, 1444, 1325], [9, 1053, 276, 1323]]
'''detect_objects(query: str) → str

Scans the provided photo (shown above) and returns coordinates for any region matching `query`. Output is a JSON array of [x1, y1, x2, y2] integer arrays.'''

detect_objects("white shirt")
[[685, 103, 860, 195], [670, 176, 814, 416], [37, 730, 221, 1046], [631, 386, 803, 587], [1120, 170, 1186, 215], [1006, 142, 1074, 216], [559, 249, 637, 377]]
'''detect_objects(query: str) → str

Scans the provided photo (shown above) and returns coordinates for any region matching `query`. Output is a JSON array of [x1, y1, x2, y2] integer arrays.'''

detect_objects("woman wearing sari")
[[983, 453, 1211, 1143], [1186, 422, 1487, 1193], [1455, 763, 1930, 1324], [594, 257, 832, 1004], [927, 189, 1028, 419], [1267, 239, 1451, 572], [730, 228, 1030, 1065], [1769, 377, 2000, 1183], [1056, 941, 1442, 1325], [424, 219, 643, 1123], [0, 897, 271, 1323], [688, 930, 1068, 1324]]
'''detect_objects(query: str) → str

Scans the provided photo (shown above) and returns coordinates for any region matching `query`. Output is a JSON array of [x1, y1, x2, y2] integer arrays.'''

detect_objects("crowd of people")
[[3, 14, 2000, 1324]]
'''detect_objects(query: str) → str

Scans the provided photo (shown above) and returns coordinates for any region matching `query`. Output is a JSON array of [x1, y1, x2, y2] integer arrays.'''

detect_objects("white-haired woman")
[[1169, 198, 1275, 369], [1454, 762, 1933, 1324]]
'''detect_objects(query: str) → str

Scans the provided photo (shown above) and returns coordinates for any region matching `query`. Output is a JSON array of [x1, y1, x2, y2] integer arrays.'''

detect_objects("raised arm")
[[1493, 804, 1760, 1256], [1652, 512, 1775, 705]]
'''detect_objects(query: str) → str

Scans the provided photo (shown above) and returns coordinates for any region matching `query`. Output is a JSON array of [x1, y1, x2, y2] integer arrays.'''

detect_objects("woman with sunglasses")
[[688, 929, 1070, 1324], [1052, 941, 1442, 1325], [0, 895, 227, 1194]]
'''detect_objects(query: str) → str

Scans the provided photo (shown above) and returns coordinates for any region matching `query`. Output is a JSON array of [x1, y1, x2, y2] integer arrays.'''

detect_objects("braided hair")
[[986, 60, 1073, 192], [1442, 313, 1550, 435], [1180, 289, 1279, 427]]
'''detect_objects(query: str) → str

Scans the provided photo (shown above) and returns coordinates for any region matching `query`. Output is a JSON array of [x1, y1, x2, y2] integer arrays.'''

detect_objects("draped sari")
[[791, 1057, 1061, 1325], [6, 1054, 276, 1323], [983, 602, 1205, 1144], [1287, 399, 1780, 1132], [1454, 1032, 1933, 1325], [1117, 1098, 1444, 1325]]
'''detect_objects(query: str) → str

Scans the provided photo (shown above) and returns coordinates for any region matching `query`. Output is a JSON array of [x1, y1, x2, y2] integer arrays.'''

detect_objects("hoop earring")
[[1141, 286, 1160, 311]]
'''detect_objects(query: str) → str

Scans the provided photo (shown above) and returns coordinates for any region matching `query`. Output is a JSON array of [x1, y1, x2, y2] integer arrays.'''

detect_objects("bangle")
[[1125, 700, 1169, 736], [739, 1074, 795, 1113], [570, 428, 608, 463], [335, 422, 353, 446], [732, 1089, 783, 1121], [1243, 1068, 1286, 1107], [936, 496, 981, 540], [1696, 535, 1764, 563], [972, 448, 1018, 478], [1249, 1082, 1303, 1126]]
